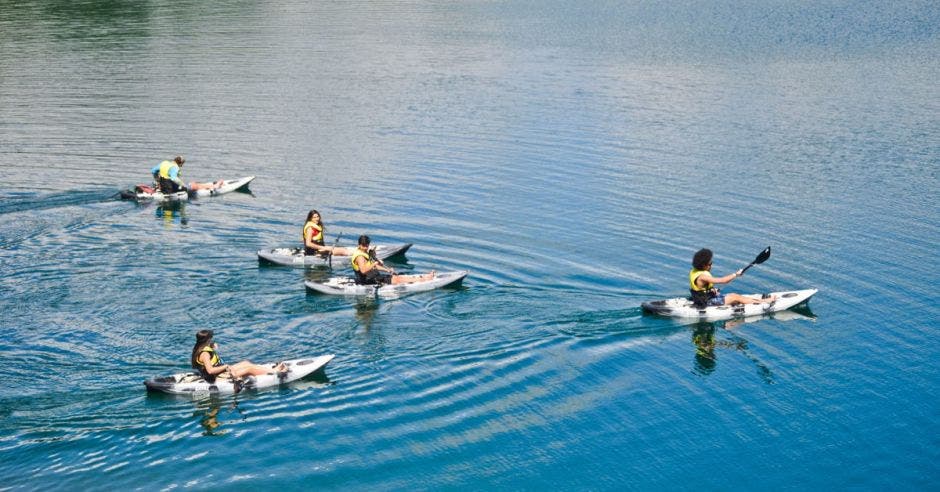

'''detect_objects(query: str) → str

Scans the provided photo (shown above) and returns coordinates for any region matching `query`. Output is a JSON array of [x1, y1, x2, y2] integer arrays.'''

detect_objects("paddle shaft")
[[328, 232, 343, 269]]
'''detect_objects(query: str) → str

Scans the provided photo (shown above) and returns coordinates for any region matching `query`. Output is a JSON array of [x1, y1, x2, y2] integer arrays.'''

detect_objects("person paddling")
[[689, 248, 775, 308], [151, 156, 188, 194], [351, 234, 434, 285], [191, 330, 287, 383]]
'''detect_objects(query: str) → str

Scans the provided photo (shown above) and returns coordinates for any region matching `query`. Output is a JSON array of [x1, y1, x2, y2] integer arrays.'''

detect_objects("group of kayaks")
[[130, 175, 468, 395], [256, 243, 468, 297], [130, 175, 817, 396]]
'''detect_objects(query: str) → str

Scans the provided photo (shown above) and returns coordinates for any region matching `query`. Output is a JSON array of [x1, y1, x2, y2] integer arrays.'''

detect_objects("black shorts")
[[304, 247, 328, 257], [356, 269, 391, 285], [158, 177, 183, 194]]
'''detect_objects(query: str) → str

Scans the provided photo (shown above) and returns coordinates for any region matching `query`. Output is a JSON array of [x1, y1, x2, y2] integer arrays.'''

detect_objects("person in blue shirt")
[[151, 156, 187, 194]]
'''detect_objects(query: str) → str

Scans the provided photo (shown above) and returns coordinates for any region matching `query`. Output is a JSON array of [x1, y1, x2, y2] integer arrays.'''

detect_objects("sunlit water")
[[1, 1, 938, 489]]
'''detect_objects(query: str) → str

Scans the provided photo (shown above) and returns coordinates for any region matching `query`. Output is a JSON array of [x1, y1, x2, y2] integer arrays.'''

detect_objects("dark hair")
[[191, 329, 214, 369], [174, 156, 185, 165], [358, 234, 371, 247], [305, 209, 322, 226], [692, 248, 713, 270]]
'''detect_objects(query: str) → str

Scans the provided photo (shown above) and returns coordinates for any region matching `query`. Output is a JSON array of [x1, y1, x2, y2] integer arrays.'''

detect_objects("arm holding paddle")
[[697, 247, 770, 287], [367, 248, 396, 275], [689, 247, 775, 306], [695, 269, 743, 287]]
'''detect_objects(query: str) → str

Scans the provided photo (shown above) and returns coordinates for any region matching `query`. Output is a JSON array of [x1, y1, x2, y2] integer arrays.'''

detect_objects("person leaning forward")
[[151, 156, 187, 194], [350, 234, 435, 286]]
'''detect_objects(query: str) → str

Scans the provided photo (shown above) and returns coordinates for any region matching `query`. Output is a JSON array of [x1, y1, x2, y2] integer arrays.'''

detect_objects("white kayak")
[[144, 354, 334, 396], [121, 176, 255, 201], [257, 243, 412, 268], [305, 270, 468, 297], [641, 289, 818, 321]]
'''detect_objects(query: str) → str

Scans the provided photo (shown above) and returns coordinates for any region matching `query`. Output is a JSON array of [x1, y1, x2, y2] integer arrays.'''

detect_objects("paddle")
[[740, 246, 771, 275], [327, 232, 343, 270], [369, 247, 395, 275]]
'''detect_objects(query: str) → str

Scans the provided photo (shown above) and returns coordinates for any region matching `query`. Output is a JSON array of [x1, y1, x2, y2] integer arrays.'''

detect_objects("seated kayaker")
[[351, 234, 434, 285], [689, 248, 776, 308], [302, 209, 354, 256], [150, 156, 187, 194], [191, 329, 287, 383]]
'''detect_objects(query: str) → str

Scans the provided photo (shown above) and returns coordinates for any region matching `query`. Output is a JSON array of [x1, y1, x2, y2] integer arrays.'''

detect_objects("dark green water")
[[1, 1, 938, 489]]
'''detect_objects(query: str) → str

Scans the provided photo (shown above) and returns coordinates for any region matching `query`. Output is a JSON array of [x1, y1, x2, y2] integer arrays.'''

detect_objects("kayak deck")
[[641, 289, 818, 321], [144, 354, 334, 396], [121, 176, 255, 202], [257, 243, 412, 268], [305, 270, 468, 297]]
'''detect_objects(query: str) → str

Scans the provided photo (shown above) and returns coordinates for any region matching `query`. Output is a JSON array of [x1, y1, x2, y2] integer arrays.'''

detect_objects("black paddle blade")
[[740, 246, 771, 274], [754, 246, 771, 265]]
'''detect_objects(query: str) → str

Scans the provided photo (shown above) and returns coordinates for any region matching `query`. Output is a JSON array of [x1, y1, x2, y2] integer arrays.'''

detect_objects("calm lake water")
[[1, 1, 938, 490]]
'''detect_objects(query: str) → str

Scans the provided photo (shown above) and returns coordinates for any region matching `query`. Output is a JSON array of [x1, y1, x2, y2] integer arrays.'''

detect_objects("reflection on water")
[[354, 298, 380, 333], [194, 397, 244, 437], [690, 306, 815, 382], [691, 321, 772, 383], [153, 201, 188, 227]]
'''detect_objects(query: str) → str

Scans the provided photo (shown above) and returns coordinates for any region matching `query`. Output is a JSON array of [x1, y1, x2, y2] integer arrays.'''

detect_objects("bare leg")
[[229, 360, 287, 378], [391, 270, 436, 285], [331, 246, 354, 256], [724, 293, 776, 305]]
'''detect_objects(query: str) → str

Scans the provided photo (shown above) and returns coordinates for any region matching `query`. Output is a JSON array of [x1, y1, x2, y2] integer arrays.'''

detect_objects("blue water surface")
[[1, 1, 938, 490]]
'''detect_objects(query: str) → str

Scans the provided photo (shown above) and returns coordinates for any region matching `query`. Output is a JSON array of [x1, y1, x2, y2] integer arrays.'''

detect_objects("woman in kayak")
[[351, 234, 434, 285], [191, 329, 287, 383], [690, 248, 775, 308], [303, 209, 354, 256]]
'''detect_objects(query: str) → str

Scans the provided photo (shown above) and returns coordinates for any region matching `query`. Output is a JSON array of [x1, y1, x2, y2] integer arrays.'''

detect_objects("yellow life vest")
[[689, 269, 713, 292], [302, 220, 324, 245], [157, 160, 181, 180], [350, 248, 373, 272], [196, 345, 220, 368]]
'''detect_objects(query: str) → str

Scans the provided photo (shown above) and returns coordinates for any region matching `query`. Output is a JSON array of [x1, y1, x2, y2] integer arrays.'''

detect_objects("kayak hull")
[[641, 289, 818, 321], [122, 176, 255, 202], [305, 270, 467, 297], [257, 243, 412, 268], [144, 354, 334, 396]]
